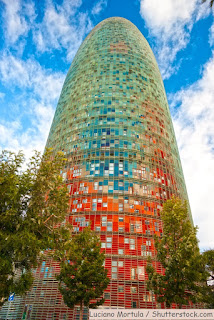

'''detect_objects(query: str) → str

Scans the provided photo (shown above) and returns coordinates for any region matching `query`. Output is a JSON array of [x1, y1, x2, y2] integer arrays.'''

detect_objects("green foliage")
[[203, 250, 214, 277], [0, 149, 70, 305], [146, 197, 208, 308], [202, 250, 214, 308], [57, 227, 110, 318]]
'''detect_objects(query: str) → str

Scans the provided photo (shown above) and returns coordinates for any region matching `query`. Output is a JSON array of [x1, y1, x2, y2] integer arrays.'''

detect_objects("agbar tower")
[[0, 17, 191, 320]]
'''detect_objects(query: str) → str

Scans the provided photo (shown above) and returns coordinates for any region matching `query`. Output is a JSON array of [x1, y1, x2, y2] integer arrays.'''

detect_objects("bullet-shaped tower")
[[46, 15, 191, 307], [0, 17, 192, 319]]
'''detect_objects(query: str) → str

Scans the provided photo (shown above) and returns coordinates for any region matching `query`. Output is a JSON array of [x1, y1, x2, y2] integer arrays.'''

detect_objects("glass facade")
[[0, 17, 192, 319]]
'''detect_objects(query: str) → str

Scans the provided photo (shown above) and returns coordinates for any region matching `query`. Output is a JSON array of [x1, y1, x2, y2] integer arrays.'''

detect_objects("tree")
[[202, 250, 214, 308], [146, 197, 207, 308], [203, 250, 214, 281], [57, 227, 110, 320], [0, 149, 70, 306], [202, 0, 214, 8]]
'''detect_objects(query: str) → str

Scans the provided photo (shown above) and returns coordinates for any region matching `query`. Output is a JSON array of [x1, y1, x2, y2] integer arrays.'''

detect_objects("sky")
[[0, 0, 213, 250]]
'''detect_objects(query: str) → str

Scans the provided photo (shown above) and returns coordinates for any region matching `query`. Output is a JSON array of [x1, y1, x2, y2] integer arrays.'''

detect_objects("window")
[[118, 286, 124, 293], [104, 293, 110, 299], [102, 216, 107, 226], [119, 203, 123, 212], [118, 249, 124, 255], [124, 238, 129, 244], [131, 268, 136, 280], [96, 226, 101, 231], [118, 261, 123, 267], [112, 262, 118, 279], [107, 221, 112, 231], [119, 227, 124, 232], [155, 221, 159, 231], [131, 287, 137, 293], [135, 222, 141, 232], [119, 217, 124, 222], [144, 294, 152, 302], [141, 250, 152, 257], [146, 240, 151, 246], [137, 267, 145, 280]]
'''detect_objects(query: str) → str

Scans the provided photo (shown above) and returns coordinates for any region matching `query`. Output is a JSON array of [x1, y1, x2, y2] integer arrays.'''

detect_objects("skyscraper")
[[0, 17, 191, 319]]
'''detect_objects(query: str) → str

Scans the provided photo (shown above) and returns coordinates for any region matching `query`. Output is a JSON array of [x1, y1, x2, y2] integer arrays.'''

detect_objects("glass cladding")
[[0, 17, 192, 319]]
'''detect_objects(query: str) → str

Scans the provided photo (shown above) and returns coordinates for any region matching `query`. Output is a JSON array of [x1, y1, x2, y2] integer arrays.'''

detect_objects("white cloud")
[[196, 0, 211, 21], [31, 100, 55, 140], [140, 0, 198, 78], [209, 22, 214, 46], [0, 120, 21, 151], [0, 0, 107, 62], [171, 52, 214, 249], [0, 53, 65, 155], [91, 0, 108, 16], [1, 0, 36, 44], [140, 0, 196, 29], [0, 117, 49, 159], [0, 53, 64, 102], [32, 0, 93, 61], [0, 102, 54, 158]]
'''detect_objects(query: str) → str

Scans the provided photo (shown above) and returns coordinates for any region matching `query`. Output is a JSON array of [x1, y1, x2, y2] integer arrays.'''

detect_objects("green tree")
[[202, 0, 214, 8], [202, 250, 214, 308], [203, 250, 214, 281], [0, 149, 70, 306], [146, 197, 207, 308], [57, 227, 110, 320]]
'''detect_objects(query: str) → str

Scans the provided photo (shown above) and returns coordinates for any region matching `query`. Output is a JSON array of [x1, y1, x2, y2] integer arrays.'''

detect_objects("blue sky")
[[0, 0, 213, 250]]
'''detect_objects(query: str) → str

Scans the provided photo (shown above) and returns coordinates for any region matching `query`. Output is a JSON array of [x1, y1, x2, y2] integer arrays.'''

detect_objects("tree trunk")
[[80, 301, 83, 320]]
